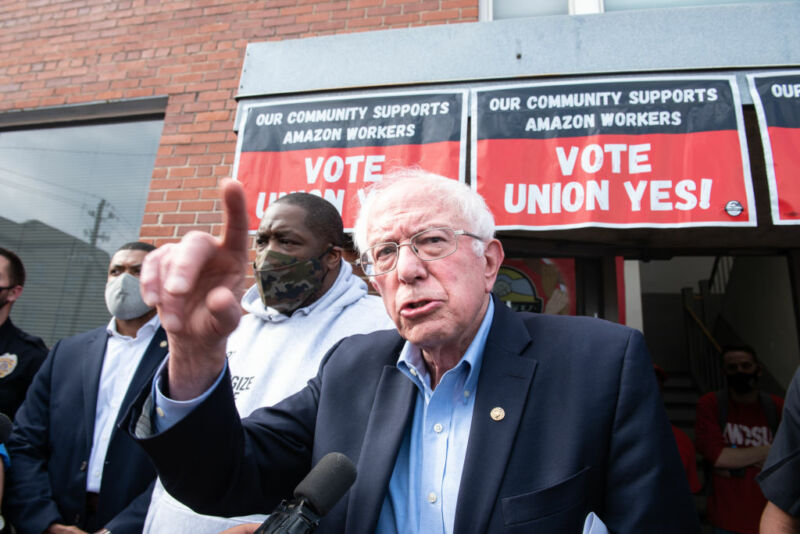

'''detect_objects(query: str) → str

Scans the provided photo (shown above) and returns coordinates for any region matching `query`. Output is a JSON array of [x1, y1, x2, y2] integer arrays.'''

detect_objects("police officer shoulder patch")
[[0, 353, 18, 378]]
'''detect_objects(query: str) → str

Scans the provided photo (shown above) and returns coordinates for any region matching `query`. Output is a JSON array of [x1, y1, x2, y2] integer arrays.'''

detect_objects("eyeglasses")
[[357, 227, 483, 277], [0, 285, 15, 291]]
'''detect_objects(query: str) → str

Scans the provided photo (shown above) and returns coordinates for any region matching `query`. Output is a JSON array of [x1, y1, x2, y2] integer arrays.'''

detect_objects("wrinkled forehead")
[[367, 186, 465, 242]]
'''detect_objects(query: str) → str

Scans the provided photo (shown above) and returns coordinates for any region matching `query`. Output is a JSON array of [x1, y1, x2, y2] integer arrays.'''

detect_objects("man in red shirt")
[[695, 346, 784, 534]]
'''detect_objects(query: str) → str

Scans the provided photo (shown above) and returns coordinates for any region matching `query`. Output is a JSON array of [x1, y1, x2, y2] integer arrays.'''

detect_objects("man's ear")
[[6, 285, 22, 304], [482, 239, 505, 293], [324, 246, 343, 270]]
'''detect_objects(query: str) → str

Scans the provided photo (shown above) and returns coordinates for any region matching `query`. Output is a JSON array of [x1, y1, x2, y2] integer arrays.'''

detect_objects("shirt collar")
[[106, 313, 160, 340], [0, 316, 12, 335], [397, 297, 495, 393]]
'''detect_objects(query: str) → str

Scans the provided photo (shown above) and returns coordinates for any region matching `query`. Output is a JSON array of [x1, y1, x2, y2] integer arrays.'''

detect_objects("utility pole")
[[86, 198, 113, 247], [70, 198, 115, 332]]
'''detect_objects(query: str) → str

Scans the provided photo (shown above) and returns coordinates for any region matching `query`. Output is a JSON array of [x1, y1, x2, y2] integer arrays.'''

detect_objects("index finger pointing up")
[[220, 178, 250, 257]]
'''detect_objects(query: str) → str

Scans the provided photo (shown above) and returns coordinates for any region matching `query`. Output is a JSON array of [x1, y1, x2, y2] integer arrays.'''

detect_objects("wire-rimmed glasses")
[[356, 227, 482, 276]]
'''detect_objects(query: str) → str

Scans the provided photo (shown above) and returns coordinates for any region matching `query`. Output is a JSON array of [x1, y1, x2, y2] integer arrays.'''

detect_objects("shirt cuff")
[[152, 355, 228, 433]]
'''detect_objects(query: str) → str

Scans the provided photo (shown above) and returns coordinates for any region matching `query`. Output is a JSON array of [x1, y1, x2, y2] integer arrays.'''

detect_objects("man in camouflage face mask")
[[253, 244, 333, 315], [250, 193, 343, 315]]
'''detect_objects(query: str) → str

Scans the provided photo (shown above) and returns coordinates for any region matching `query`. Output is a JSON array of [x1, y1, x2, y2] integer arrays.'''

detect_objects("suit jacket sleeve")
[[5, 342, 65, 534], [758, 368, 800, 516], [126, 360, 324, 519], [602, 329, 699, 532]]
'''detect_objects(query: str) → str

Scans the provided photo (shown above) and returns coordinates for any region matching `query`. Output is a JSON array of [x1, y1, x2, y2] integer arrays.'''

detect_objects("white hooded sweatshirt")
[[143, 260, 394, 534]]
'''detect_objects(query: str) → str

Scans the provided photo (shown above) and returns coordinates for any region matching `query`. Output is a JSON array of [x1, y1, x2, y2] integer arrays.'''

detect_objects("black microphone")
[[254, 452, 357, 534], [0, 413, 11, 444]]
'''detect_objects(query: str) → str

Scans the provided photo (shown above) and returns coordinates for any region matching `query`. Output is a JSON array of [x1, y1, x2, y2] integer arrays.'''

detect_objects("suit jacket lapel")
[[454, 299, 537, 533], [82, 327, 110, 451], [346, 365, 416, 534], [114, 326, 168, 429]]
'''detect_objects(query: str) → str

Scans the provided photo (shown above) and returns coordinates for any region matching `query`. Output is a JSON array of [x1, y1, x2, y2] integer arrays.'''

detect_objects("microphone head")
[[293, 452, 357, 517], [0, 413, 12, 444]]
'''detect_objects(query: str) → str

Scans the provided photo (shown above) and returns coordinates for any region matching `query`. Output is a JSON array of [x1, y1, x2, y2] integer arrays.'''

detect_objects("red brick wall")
[[0, 0, 478, 248]]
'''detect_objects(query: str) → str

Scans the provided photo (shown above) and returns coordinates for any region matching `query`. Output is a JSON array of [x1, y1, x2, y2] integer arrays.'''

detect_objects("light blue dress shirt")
[[376, 299, 494, 534], [152, 355, 227, 432]]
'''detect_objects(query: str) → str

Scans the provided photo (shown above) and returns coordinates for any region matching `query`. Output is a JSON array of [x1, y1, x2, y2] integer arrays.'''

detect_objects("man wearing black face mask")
[[142, 193, 393, 534], [5, 242, 168, 534], [695, 346, 784, 534]]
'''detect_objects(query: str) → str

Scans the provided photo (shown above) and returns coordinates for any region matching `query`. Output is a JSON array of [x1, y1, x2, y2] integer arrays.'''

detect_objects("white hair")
[[353, 167, 495, 256]]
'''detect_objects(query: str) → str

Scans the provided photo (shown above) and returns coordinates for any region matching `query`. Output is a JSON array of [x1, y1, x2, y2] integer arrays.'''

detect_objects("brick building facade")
[[0, 0, 477, 247]]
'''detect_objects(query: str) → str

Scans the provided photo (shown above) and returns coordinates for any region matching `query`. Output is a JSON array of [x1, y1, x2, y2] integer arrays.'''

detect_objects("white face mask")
[[104, 273, 153, 320]]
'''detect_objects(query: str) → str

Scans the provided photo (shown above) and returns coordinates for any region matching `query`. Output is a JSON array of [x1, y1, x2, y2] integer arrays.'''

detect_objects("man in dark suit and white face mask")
[[5, 242, 169, 534], [104, 244, 158, 331]]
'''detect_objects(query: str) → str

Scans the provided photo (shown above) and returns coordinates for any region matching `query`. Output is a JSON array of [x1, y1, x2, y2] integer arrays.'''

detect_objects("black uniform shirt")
[[0, 318, 48, 419]]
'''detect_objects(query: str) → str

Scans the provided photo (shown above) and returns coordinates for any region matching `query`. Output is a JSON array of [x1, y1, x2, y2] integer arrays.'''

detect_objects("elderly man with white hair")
[[125, 169, 699, 533]]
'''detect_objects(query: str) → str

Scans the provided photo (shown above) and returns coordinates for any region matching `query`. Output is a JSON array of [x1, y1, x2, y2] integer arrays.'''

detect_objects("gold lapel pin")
[[159, 340, 168, 348], [490, 407, 505, 421]]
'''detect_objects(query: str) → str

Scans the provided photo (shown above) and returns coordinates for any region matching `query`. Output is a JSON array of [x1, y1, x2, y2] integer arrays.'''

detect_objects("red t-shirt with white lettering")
[[695, 391, 784, 534]]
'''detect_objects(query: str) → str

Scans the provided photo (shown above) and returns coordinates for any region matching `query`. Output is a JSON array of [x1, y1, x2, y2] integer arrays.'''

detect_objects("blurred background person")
[[0, 247, 48, 420], [695, 345, 783, 534]]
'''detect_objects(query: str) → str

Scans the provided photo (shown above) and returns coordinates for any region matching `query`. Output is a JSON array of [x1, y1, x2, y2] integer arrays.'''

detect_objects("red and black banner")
[[233, 91, 467, 231], [472, 76, 755, 229], [748, 71, 800, 225]]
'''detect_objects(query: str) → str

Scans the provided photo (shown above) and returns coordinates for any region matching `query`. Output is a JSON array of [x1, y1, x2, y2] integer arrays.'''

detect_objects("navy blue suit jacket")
[[129, 299, 699, 533], [6, 324, 168, 534]]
